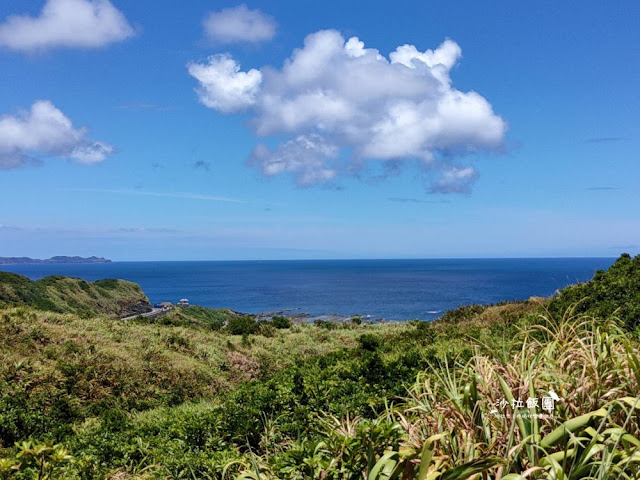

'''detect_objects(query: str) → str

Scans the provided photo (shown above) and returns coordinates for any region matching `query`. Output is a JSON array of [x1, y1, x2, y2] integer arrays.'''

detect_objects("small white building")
[[155, 302, 173, 312], [177, 298, 189, 307]]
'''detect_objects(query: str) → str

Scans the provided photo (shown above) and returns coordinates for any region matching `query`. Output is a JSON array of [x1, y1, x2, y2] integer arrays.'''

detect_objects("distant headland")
[[0, 256, 111, 265]]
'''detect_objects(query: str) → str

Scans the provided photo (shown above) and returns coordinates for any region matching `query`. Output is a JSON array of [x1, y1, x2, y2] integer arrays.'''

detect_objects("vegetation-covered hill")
[[0, 305, 393, 448], [158, 305, 246, 329], [0, 255, 639, 479], [0, 272, 151, 318], [548, 252, 640, 330]]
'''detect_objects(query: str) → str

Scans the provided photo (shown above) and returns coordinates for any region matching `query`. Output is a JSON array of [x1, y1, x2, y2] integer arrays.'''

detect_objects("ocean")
[[0, 258, 615, 321], [0, 258, 615, 320]]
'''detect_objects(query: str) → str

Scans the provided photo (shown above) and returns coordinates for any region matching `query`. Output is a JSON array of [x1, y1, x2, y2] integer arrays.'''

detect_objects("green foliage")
[[0, 440, 73, 479], [158, 305, 233, 330], [357, 333, 381, 351], [270, 315, 292, 329], [0, 272, 58, 312], [413, 320, 435, 341], [439, 303, 485, 324], [314, 319, 339, 330], [0, 271, 150, 318], [93, 278, 119, 289], [0, 302, 376, 450], [549, 253, 640, 330], [4, 298, 639, 478], [258, 323, 277, 337], [165, 331, 192, 350], [240, 332, 253, 347], [227, 315, 259, 335], [3, 259, 640, 478]]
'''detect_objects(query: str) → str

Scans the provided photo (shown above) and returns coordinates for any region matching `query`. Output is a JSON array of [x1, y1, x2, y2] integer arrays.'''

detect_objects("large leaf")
[[440, 456, 504, 480], [540, 408, 607, 450]]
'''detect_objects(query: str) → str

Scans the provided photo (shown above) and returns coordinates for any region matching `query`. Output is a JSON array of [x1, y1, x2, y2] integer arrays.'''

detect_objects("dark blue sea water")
[[0, 258, 615, 321]]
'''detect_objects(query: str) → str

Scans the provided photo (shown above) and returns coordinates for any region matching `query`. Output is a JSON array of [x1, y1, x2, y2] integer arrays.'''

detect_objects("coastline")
[[0, 257, 614, 322]]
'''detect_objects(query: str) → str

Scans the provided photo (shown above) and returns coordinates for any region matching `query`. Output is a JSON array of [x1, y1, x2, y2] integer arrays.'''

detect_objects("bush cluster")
[[549, 253, 640, 330]]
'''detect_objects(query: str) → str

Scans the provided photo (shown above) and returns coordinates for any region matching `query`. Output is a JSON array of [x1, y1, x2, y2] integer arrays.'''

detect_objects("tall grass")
[[391, 311, 640, 478], [2, 303, 638, 478], [233, 310, 640, 479]]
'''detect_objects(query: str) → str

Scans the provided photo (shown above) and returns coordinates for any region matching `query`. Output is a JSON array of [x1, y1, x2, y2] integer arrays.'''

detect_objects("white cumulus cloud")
[[0, 100, 114, 168], [0, 0, 134, 52], [203, 4, 276, 44], [188, 54, 262, 113], [189, 30, 506, 191]]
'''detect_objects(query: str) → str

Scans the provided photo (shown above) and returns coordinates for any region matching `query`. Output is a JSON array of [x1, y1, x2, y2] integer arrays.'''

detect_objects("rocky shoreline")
[[254, 308, 377, 323]]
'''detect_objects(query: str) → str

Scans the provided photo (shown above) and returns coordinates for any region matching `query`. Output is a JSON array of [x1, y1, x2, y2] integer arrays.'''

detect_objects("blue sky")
[[0, 0, 638, 260]]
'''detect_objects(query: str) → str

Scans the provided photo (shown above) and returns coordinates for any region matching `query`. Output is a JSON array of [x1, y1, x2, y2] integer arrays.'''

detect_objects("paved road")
[[120, 307, 166, 321]]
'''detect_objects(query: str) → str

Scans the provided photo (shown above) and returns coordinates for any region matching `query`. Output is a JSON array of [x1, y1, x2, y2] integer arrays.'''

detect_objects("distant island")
[[0, 256, 111, 265]]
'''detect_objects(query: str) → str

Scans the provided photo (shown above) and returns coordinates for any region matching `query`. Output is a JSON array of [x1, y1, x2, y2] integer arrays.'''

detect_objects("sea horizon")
[[1, 257, 617, 321], [105, 254, 618, 262]]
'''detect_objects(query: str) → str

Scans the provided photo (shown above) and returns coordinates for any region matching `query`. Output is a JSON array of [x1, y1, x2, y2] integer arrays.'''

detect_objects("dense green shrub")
[[314, 319, 338, 330], [226, 315, 259, 335], [357, 333, 381, 351], [271, 315, 292, 329], [439, 303, 485, 324], [414, 320, 435, 341], [549, 253, 640, 330], [94, 278, 119, 289], [259, 322, 277, 337]]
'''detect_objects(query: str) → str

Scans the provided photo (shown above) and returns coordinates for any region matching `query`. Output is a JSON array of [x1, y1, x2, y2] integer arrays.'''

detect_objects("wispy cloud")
[[609, 244, 639, 250], [116, 103, 178, 112], [388, 197, 449, 204], [0, 223, 24, 231], [586, 186, 620, 191], [0, 223, 181, 237], [69, 188, 248, 204], [585, 137, 624, 144], [203, 4, 276, 45], [429, 166, 478, 194], [116, 227, 179, 233]]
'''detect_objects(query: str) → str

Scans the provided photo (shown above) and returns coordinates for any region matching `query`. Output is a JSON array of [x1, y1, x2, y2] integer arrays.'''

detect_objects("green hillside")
[[548, 252, 640, 330], [0, 272, 151, 318], [0, 255, 638, 479]]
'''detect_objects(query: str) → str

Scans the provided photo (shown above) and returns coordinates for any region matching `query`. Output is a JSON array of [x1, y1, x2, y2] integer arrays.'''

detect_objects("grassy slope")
[[0, 272, 151, 317], [0, 304, 409, 447], [157, 305, 244, 329], [548, 252, 640, 329], [0, 299, 538, 478], [1, 255, 640, 479]]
